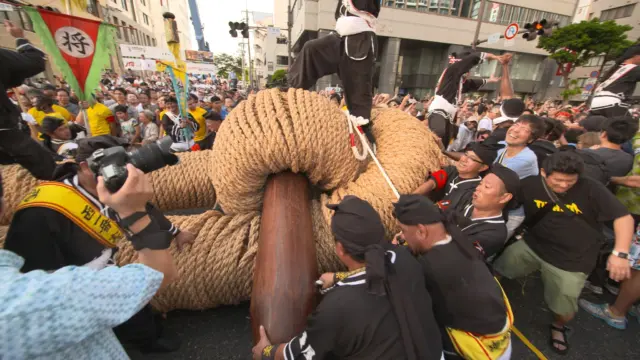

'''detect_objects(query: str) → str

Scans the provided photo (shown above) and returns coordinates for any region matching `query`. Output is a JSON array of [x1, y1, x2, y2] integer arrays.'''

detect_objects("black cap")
[[326, 196, 387, 296], [466, 142, 503, 165], [75, 135, 129, 163], [41, 116, 65, 134], [579, 115, 608, 132], [392, 194, 443, 226], [490, 164, 520, 197]]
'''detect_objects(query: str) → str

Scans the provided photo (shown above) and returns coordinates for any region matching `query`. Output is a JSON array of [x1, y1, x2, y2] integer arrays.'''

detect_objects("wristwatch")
[[612, 250, 629, 259]]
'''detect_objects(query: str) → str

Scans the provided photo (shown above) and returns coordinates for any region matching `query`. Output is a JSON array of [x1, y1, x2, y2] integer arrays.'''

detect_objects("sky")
[[194, 0, 274, 55]]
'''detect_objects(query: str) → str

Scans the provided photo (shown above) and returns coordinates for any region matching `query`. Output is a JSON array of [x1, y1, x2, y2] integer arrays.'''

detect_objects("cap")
[[466, 142, 503, 165], [41, 116, 65, 134], [326, 196, 385, 246], [75, 135, 130, 163], [392, 194, 443, 226], [579, 115, 608, 132], [490, 164, 520, 196]]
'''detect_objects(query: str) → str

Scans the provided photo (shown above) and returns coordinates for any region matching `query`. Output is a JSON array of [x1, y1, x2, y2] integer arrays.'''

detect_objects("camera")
[[87, 137, 179, 193]]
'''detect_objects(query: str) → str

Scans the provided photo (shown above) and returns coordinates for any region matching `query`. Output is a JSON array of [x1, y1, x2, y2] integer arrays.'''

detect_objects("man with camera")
[[0, 162, 180, 358], [3, 135, 194, 353], [0, 20, 56, 180]]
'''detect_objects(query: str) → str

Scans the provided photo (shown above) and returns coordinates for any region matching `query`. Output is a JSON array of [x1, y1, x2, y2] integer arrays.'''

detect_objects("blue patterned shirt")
[[0, 250, 163, 359]]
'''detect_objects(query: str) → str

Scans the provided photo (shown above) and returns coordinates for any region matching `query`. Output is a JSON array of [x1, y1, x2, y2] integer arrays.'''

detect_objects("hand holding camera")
[[88, 137, 179, 193], [97, 164, 151, 218]]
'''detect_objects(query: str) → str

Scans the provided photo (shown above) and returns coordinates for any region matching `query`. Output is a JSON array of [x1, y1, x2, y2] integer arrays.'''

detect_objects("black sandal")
[[549, 324, 571, 355]]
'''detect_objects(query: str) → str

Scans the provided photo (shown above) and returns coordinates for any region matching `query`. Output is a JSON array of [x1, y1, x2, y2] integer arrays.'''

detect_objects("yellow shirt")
[[189, 107, 207, 142], [86, 103, 114, 137], [159, 109, 166, 137], [28, 105, 72, 140]]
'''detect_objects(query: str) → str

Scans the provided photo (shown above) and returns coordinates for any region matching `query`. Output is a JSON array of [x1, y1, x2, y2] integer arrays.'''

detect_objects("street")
[[129, 274, 639, 360]]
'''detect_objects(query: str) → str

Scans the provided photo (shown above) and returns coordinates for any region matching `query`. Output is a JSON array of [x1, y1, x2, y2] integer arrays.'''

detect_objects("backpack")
[[575, 149, 610, 185]]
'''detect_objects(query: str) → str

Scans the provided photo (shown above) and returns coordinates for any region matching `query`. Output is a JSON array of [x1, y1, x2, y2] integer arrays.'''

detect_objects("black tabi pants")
[[427, 111, 453, 148], [288, 32, 376, 144], [0, 128, 56, 180]]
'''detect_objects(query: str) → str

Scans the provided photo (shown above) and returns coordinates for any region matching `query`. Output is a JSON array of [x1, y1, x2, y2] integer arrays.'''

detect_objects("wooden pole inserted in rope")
[[250, 172, 318, 344]]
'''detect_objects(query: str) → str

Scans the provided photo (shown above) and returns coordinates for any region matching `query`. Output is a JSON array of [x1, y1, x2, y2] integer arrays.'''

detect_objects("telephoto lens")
[[129, 136, 179, 173]]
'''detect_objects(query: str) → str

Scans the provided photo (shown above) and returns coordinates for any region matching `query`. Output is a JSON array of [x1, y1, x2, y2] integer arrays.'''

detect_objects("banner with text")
[[185, 50, 214, 64], [186, 62, 217, 75], [119, 44, 174, 61]]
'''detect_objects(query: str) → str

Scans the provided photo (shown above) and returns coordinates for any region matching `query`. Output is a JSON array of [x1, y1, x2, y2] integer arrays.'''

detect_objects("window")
[[1, 11, 9, 21], [121, 0, 128, 11], [153, 38, 157, 46], [586, 56, 604, 67], [576, 78, 588, 87], [277, 37, 287, 44], [121, 21, 129, 42], [146, 35, 151, 46], [276, 56, 289, 66], [600, 4, 635, 21], [18, 9, 33, 32], [141, 0, 146, 5], [113, 16, 121, 39], [143, 13, 149, 25], [87, 0, 100, 17]]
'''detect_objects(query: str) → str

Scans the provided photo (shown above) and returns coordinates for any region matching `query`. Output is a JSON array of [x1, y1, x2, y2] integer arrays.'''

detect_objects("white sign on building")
[[186, 62, 218, 75], [119, 44, 175, 61]]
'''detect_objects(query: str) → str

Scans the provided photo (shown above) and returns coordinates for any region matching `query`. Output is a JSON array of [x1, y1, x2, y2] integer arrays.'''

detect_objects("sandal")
[[549, 324, 570, 355]]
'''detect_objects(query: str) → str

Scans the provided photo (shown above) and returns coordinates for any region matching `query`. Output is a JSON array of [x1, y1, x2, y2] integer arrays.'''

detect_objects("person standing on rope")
[[591, 44, 640, 118], [428, 52, 509, 147], [0, 20, 56, 180], [288, 0, 380, 145], [252, 196, 444, 360]]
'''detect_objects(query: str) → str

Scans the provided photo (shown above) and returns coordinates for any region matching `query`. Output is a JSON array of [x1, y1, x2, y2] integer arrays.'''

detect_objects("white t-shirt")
[[478, 116, 493, 132]]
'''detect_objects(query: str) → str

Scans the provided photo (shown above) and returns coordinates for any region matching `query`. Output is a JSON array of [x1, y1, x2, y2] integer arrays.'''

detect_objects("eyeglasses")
[[462, 152, 484, 165]]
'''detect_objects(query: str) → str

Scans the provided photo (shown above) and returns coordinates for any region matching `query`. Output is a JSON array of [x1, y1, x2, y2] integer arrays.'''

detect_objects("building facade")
[[252, 13, 290, 88], [147, 0, 192, 54], [289, 0, 578, 99]]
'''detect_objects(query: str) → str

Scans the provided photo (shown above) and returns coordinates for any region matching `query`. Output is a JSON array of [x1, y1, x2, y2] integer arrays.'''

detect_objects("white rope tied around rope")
[[345, 110, 400, 200]]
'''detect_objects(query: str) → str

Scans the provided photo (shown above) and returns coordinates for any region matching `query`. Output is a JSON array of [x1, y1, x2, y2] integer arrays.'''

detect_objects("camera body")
[[88, 137, 179, 193]]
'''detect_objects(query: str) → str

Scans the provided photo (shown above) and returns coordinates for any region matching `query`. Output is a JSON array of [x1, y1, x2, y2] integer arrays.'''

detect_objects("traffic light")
[[228, 22, 249, 38], [523, 19, 556, 41], [523, 22, 539, 41]]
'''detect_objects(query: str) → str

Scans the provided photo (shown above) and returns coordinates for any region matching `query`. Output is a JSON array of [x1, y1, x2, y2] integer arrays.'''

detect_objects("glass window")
[[121, 0, 128, 11], [113, 17, 121, 39], [122, 21, 129, 42], [601, 4, 635, 20], [143, 13, 149, 25], [18, 9, 33, 31], [460, 0, 472, 17], [277, 56, 289, 65], [141, 0, 146, 5]]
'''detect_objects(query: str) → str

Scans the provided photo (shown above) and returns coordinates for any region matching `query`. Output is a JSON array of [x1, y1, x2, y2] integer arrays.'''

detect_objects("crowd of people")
[[1, 2, 640, 358]]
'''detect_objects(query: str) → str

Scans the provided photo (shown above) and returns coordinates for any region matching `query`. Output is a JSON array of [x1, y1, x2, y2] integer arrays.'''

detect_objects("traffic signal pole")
[[245, 8, 253, 88], [472, 29, 527, 46], [471, 0, 486, 50]]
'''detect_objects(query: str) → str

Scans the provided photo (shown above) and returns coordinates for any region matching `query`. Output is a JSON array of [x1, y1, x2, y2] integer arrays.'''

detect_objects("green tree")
[[213, 53, 242, 78], [266, 69, 287, 88], [537, 19, 633, 102], [560, 79, 583, 102]]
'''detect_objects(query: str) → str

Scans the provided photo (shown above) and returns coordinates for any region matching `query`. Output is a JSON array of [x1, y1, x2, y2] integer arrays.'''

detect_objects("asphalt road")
[[130, 274, 639, 360]]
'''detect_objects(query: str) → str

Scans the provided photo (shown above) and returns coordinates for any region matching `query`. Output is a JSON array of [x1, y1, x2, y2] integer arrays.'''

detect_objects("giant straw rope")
[[0, 89, 447, 312]]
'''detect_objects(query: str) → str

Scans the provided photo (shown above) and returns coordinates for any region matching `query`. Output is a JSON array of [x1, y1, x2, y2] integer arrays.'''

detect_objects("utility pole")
[[471, 0, 486, 50], [244, 7, 253, 88], [287, 0, 293, 67], [239, 42, 246, 86]]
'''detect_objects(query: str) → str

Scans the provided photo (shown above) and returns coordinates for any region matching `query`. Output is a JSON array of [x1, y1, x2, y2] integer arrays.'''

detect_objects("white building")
[[147, 0, 193, 54], [252, 12, 290, 88]]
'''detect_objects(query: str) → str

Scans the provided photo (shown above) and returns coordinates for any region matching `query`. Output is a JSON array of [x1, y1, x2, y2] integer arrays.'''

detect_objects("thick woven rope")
[[0, 89, 447, 312]]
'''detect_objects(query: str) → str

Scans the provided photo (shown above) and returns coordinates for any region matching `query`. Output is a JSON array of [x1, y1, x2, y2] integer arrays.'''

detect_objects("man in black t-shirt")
[[413, 142, 500, 214], [252, 196, 443, 360], [450, 165, 520, 259], [393, 195, 513, 360], [493, 151, 634, 355]]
